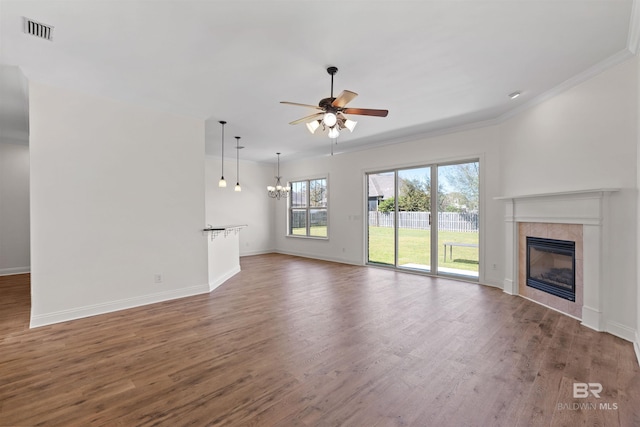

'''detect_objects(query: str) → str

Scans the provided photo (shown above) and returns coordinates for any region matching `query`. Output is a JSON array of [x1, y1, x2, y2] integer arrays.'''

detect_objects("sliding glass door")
[[397, 167, 431, 272], [367, 172, 395, 265], [436, 162, 479, 278], [367, 160, 479, 279]]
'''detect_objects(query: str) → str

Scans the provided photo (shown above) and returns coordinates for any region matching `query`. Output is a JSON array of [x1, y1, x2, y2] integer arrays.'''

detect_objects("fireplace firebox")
[[526, 236, 575, 301]]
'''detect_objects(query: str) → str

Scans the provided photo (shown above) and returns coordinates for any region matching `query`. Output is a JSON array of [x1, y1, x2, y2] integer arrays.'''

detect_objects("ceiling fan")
[[281, 66, 389, 139]]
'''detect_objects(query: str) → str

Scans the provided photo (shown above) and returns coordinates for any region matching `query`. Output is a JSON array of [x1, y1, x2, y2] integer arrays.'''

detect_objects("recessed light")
[[508, 91, 521, 100]]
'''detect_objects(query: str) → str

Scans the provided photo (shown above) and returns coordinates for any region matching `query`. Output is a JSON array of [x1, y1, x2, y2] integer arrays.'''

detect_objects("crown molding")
[[497, 49, 634, 124], [326, 47, 634, 162], [628, 0, 640, 54], [278, 6, 640, 165]]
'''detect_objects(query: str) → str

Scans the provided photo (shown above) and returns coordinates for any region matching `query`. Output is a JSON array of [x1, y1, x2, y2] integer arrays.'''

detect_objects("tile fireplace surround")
[[497, 189, 618, 333], [518, 222, 583, 318]]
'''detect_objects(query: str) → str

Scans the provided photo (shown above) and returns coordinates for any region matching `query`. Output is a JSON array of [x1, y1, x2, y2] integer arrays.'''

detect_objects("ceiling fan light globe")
[[306, 120, 320, 134], [345, 119, 357, 132], [323, 112, 337, 127], [328, 127, 340, 139]]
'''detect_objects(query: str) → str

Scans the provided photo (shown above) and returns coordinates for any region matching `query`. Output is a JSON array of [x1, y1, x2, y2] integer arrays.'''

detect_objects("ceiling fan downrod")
[[327, 66, 338, 99]]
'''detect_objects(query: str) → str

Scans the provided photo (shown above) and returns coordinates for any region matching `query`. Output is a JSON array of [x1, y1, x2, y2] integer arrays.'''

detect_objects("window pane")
[[397, 167, 431, 272], [290, 209, 307, 235], [288, 177, 328, 238], [437, 161, 480, 278], [309, 209, 327, 237], [309, 178, 327, 207], [367, 172, 395, 265], [291, 181, 307, 208]]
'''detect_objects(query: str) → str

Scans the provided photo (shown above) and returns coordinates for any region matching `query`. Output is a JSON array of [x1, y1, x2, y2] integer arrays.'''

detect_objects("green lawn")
[[290, 225, 478, 273], [291, 226, 327, 237], [368, 226, 479, 273]]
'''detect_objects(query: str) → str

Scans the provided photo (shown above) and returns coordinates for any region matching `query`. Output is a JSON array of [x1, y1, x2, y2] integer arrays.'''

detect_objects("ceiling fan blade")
[[280, 101, 323, 110], [289, 113, 324, 125], [342, 108, 389, 117], [331, 90, 358, 108]]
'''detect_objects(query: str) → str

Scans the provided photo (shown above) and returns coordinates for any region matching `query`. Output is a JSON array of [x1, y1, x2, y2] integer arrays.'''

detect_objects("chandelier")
[[267, 153, 290, 199]]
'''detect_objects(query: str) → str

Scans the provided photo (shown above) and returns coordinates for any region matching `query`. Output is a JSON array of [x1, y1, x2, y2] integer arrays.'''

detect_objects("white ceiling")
[[0, 0, 636, 162]]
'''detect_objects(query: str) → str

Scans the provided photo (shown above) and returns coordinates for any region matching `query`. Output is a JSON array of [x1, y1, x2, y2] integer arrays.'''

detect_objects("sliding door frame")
[[365, 157, 481, 282]]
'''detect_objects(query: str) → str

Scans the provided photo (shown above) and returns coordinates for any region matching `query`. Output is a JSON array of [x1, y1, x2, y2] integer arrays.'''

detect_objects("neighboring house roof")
[[368, 174, 398, 199]]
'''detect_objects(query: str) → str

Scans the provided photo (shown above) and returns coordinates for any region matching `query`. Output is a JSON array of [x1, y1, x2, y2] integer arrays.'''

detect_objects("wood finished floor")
[[1, 253, 639, 427]]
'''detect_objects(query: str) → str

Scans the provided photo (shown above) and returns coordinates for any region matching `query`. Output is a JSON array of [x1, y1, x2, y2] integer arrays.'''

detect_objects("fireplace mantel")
[[497, 188, 618, 332], [495, 188, 619, 201]]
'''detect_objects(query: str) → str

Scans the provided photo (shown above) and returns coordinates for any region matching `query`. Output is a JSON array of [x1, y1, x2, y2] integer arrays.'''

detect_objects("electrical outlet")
[[154, 274, 163, 283]]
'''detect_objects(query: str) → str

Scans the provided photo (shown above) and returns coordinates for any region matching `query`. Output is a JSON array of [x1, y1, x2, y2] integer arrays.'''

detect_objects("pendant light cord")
[[219, 120, 226, 177], [235, 136, 240, 184]]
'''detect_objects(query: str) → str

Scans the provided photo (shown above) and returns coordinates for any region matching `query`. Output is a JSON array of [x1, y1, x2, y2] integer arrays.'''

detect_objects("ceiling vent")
[[24, 17, 53, 41]]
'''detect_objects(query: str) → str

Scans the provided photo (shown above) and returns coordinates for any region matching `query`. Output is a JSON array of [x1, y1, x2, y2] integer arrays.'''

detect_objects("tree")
[[309, 179, 326, 207], [376, 177, 450, 213], [398, 178, 430, 211], [440, 162, 479, 211], [378, 197, 395, 213], [441, 191, 471, 212]]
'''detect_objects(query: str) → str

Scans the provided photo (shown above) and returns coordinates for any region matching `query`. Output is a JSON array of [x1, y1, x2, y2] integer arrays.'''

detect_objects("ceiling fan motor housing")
[[319, 97, 337, 110]]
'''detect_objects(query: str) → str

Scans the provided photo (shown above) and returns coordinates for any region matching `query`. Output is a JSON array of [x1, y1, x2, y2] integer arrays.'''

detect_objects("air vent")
[[24, 17, 53, 41]]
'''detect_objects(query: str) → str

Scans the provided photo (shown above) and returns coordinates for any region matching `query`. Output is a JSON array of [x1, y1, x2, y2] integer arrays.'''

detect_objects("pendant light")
[[234, 136, 243, 192], [218, 120, 227, 187]]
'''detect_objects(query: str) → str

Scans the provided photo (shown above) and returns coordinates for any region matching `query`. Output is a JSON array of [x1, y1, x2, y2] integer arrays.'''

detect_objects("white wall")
[[0, 65, 30, 275], [205, 156, 275, 255], [274, 126, 504, 287], [636, 53, 640, 363], [29, 81, 209, 326], [500, 59, 637, 197], [501, 56, 638, 340], [0, 142, 30, 275], [275, 55, 639, 342]]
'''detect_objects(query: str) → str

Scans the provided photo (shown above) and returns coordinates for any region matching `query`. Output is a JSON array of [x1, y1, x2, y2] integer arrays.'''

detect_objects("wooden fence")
[[368, 211, 478, 232]]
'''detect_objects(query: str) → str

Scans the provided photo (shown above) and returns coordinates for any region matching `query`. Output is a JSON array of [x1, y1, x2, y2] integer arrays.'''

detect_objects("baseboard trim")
[[634, 331, 640, 368], [503, 279, 516, 295], [0, 266, 30, 276], [273, 250, 362, 266], [581, 305, 604, 332], [482, 281, 503, 289], [604, 320, 636, 343], [240, 249, 274, 257], [30, 283, 211, 328], [209, 265, 241, 292]]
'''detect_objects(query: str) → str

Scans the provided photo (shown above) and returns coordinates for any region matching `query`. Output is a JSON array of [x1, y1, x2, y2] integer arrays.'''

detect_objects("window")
[[289, 177, 328, 238]]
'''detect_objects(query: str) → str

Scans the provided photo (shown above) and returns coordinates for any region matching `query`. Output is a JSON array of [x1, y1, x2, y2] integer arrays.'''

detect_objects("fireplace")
[[500, 189, 616, 331], [526, 236, 576, 301]]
